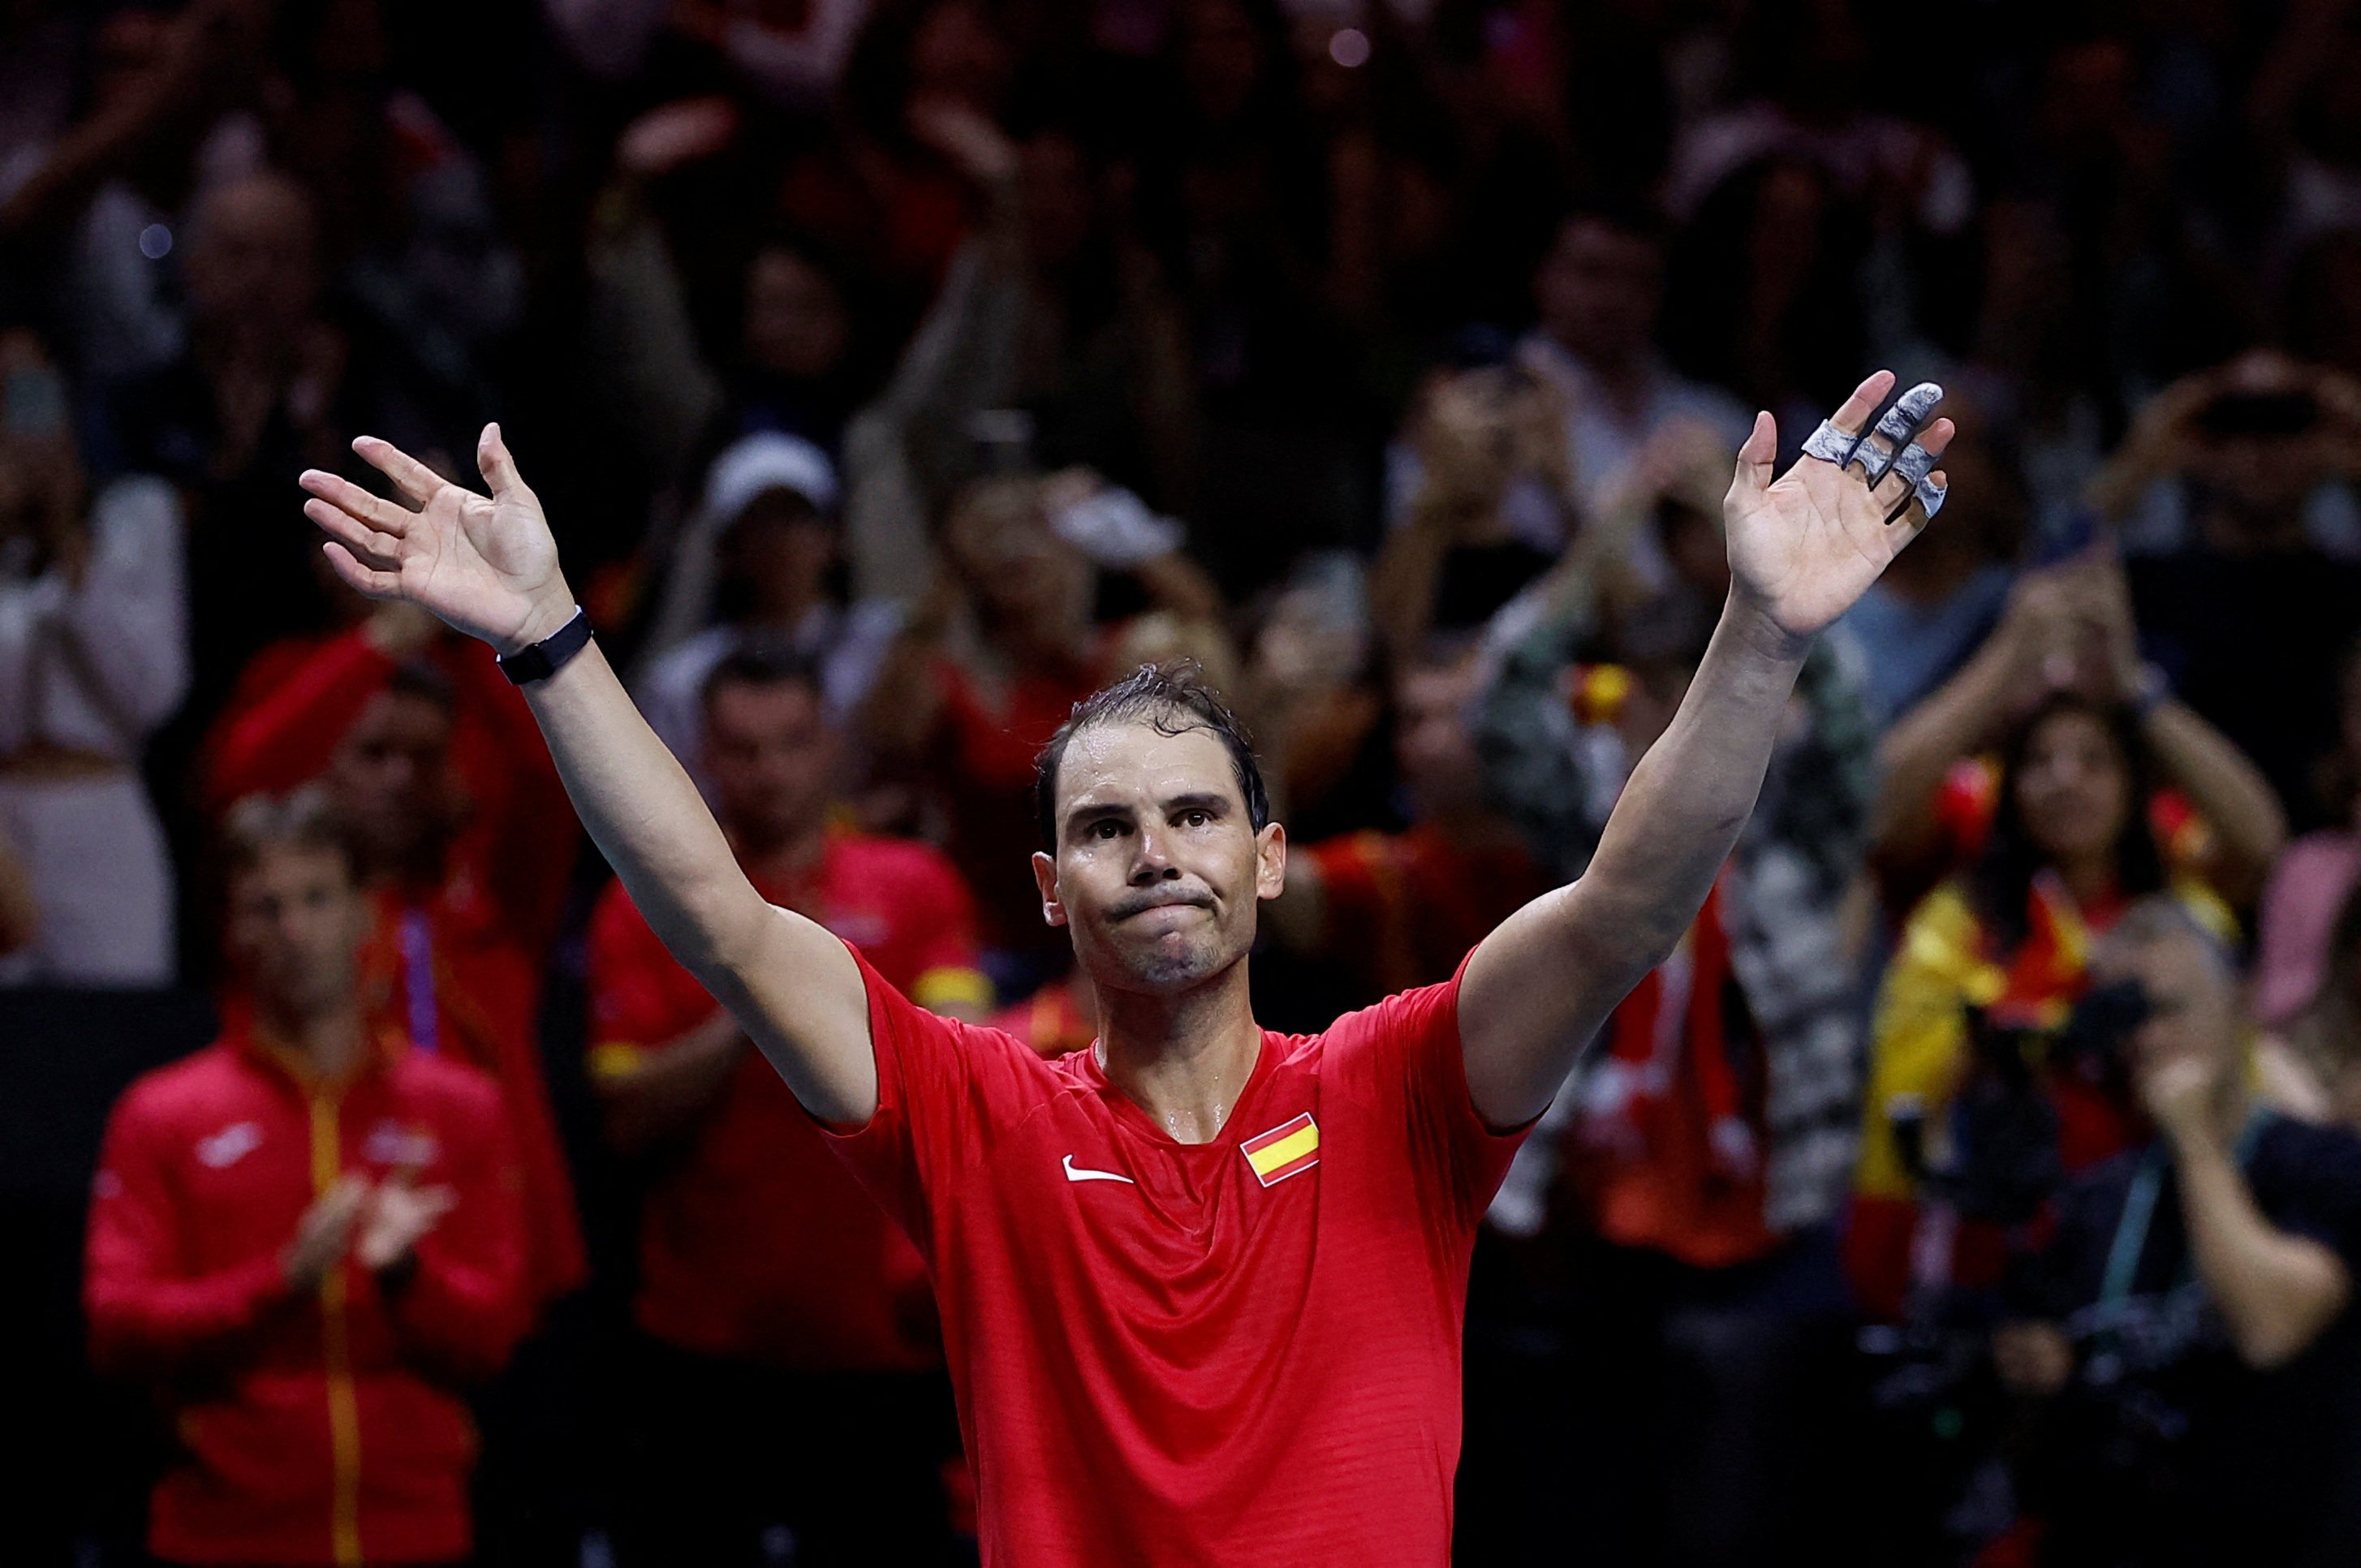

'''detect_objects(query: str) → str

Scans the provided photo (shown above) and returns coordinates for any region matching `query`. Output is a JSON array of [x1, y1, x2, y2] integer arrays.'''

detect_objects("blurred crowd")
[[9, 0, 2361, 1562]]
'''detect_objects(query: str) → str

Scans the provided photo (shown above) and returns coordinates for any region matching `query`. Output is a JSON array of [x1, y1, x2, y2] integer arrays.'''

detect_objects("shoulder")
[[113, 1043, 247, 1129]]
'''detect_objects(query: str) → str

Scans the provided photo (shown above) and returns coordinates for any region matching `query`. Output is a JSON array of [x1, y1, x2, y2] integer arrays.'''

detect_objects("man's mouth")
[[1113, 890, 1214, 920]]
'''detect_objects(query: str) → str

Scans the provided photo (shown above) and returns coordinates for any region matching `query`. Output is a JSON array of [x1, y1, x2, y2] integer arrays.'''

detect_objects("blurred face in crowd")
[[226, 844, 368, 1023], [947, 480, 1093, 644], [185, 173, 321, 335], [704, 674, 837, 854], [2182, 354, 2340, 529], [329, 688, 458, 874], [1534, 216, 1662, 373], [743, 248, 849, 381], [1394, 660, 1485, 820], [2014, 706, 2131, 872], [722, 491, 835, 622], [1036, 720, 1285, 994], [2096, 926, 2243, 1103]]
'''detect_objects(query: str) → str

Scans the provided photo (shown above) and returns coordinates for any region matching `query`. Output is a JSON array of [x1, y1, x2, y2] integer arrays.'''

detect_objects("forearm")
[[2173, 1126, 2351, 1368], [1460, 597, 1803, 1124], [519, 640, 766, 974], [85, 1253, 291, 1377], [1574, 599, 1805, 964], [1872, 636, 2014, 870], [2141, 700, 2287, 899], [596, 1011, 746, 1154]]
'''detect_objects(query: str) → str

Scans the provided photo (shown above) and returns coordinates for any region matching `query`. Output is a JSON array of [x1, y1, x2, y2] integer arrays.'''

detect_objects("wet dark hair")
[[700, 641, 828, 712], [1033, 660, 1270, 848], [1969, 690, 2166, 952]]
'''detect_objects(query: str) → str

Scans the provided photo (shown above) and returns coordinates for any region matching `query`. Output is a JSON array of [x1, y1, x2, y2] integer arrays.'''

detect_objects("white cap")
[[700, 431, 839, 523]]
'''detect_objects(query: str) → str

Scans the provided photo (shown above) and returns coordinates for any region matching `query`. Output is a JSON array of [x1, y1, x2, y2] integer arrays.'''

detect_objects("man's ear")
[[1032, 850, 1068, 928], [1254, 821, 1287, 902]]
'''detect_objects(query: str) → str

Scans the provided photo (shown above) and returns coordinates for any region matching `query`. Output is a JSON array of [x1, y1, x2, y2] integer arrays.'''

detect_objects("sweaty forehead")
[[1056, 721, 1241, 814]]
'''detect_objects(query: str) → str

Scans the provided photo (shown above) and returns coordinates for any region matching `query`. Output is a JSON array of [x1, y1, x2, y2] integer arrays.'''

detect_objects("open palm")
[[299, 424, 575, 655], [1721, 371, 1952, 644]]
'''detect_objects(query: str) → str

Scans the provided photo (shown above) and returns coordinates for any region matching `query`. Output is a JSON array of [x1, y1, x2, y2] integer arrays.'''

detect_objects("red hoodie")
[[86, 1026, 531, 1568]]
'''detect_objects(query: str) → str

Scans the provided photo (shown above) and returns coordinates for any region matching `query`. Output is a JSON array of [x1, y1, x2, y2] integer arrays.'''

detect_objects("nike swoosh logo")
[[1063, 1154, 1136, 1185]]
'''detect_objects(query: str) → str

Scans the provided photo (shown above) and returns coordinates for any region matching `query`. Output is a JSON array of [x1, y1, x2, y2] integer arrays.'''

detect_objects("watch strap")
[[495, 607, 593, 685]]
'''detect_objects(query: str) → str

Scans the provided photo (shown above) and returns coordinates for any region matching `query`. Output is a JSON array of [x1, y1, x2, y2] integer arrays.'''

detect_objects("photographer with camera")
[[1995, 898, 2361, 1566], [2091, 351, 2361, 830]]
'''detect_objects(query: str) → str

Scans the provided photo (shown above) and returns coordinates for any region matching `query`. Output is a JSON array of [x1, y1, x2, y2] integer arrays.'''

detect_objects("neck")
[[1093, 963, 1264, 1145], [257, 997, 369, 1083], [736, 816, 830, 878]]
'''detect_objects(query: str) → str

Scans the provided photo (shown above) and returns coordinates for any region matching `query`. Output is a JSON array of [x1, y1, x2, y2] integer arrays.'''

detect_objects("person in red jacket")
[[86, 786, 532, 1568], [588, 646, 990, 1566], [212, 630, 585, 1308]]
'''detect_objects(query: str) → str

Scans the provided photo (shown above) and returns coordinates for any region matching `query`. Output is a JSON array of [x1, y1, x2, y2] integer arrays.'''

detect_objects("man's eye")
[[1092, 821, 1122, 839], [1182, 811, 1210, 828]]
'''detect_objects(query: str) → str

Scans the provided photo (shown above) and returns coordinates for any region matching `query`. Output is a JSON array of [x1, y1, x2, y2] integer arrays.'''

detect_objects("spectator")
[[634, 431, 902, 787], [588, 648, 984, 1564], [207, 616, 585, 1308], [2256, 634, 2361, 1031], [2092, 351, 2361, 827], [585, 97, 872, 507], [1997, 898, 2361, 1566], [1265, 648, 1545, 1005], [1872, 552, 2287, 913], [1509, 203, 1751, 551], [1368, 364, 1570, 666], [1852, 689, 2260, 1320], [1463, 557, 1878, 1564], [0, 322, 187, 986], [84, 786, 531, 1568]]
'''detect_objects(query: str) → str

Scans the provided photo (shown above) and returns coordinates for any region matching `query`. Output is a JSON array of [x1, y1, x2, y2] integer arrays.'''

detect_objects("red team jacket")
[[85, 1027, 531, 1567], [822, 946, 1532, 1566], [588, 830, 992, 1369], [204, 627, 588, 1307]]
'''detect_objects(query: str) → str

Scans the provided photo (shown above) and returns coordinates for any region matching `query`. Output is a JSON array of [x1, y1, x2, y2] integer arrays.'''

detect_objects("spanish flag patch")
[[1241, 1113, 1321, 1187]]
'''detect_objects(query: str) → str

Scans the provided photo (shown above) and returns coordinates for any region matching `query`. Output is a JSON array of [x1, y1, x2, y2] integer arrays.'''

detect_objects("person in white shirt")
[[634, 432, 899, 795], [0, 325, 188, 984]]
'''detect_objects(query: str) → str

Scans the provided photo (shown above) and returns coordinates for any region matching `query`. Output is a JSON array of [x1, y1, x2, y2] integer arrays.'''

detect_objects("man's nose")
[[1128, 823, 1179, 883]]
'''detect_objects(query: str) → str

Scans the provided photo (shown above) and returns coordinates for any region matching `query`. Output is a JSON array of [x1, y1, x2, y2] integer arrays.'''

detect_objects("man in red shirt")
[[1269, 651, 1549, 1004], [588, 647, 988, 1565], [86, 786, 531, 1568], [216, 651, 584, 1309], [303, 368, 1957, 1562]]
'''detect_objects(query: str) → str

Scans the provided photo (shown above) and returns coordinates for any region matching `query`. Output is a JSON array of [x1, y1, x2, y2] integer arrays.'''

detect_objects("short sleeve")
[[813, 941, 1048, 1255], [1356, 956, 1536, 1230]]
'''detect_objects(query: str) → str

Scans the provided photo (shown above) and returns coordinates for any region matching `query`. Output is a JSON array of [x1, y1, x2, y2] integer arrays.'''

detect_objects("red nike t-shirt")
[[821, 946, 1529, 1566]]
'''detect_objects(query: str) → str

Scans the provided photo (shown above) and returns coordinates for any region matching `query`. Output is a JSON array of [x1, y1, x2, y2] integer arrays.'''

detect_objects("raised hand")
[[1722, 370, 1953, 648], [299, 424, 575, 657]]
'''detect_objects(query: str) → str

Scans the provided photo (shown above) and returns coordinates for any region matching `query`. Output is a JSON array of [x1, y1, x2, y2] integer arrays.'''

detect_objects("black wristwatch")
[[495, 606, 594, 685]]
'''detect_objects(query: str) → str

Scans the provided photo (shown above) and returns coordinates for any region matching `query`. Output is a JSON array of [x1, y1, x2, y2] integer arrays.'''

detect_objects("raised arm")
[[299, 427, 878, 1123], [1460, 372, 1954, 1127]]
